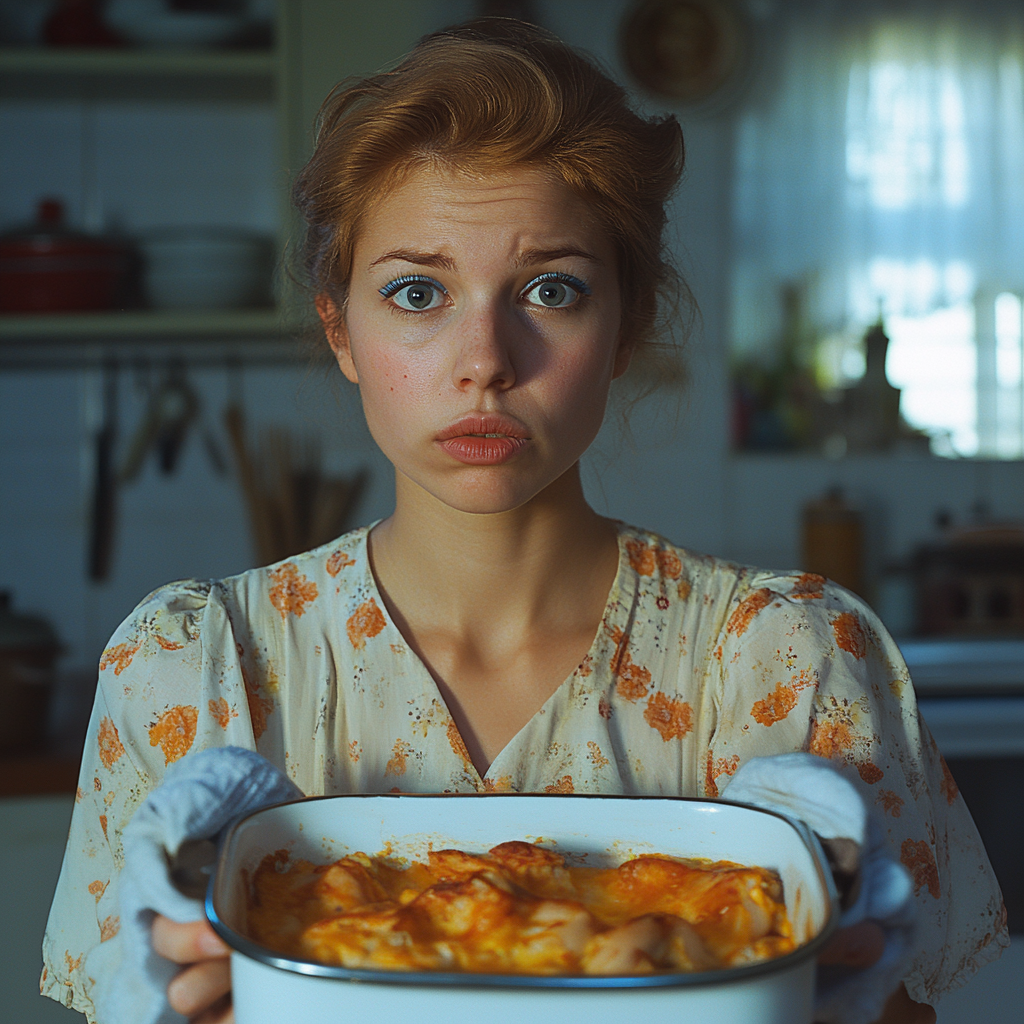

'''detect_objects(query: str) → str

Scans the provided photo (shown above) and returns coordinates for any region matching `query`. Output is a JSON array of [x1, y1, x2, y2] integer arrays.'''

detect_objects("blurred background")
[[0, 0, 1021, 1020]]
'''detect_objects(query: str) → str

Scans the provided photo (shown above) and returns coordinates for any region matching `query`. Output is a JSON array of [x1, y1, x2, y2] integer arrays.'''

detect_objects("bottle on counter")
[[801, 487, 865, 598]]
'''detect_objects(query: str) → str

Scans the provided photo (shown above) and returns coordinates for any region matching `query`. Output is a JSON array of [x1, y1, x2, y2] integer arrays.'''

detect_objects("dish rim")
[[206, 791, 839, 990]]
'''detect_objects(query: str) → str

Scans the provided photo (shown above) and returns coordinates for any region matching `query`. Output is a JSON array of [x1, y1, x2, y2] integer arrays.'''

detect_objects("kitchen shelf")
[[0, 44, 279, 101], [0, 308, 324, 367], [0, 307, 292, 340], [0, 47, 276, 77]]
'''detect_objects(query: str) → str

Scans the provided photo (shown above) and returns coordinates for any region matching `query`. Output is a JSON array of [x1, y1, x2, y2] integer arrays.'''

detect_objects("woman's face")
[[320, 164, 628, 515]]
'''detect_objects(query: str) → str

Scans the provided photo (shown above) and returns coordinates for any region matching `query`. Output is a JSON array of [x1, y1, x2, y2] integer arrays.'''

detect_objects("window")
[[730, 5, 1024, 458]]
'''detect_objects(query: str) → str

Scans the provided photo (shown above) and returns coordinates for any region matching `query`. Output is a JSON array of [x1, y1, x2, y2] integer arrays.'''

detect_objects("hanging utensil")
[[119, 363, 199, 480], [155, 363, 198, 474], [88, 360, 118, 581]]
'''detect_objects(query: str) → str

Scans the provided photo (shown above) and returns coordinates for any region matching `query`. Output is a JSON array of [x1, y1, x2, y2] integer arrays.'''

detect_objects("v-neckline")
[[354, 522, 630, 786]]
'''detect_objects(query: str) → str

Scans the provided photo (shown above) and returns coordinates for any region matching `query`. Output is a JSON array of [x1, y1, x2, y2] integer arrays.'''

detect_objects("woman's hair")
[[293, 17, 692, 370]]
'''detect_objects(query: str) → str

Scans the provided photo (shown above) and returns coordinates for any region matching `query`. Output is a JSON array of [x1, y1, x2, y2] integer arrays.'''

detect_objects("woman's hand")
[[152, 914, 233, 1023], [818, 921, 935, 1024]]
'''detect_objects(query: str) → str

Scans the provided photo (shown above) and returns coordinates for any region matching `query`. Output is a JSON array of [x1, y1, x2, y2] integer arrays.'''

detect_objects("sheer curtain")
[[731, 0, 1024, 457]]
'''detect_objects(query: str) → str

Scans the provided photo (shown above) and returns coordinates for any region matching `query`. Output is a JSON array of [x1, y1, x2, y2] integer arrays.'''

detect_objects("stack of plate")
[[141, 228, 274, 311]]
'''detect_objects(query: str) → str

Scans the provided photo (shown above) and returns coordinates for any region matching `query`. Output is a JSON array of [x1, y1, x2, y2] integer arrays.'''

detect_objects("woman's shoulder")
[[142, 524, 371, 610], [216, 524, 373, 614], [101, 525, 374, 668], [617, 522, 828, 601], [618, 522, 890, 650]]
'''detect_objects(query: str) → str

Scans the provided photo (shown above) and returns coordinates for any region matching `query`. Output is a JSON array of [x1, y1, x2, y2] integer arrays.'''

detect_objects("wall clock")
[[621, 0, 748, 104]]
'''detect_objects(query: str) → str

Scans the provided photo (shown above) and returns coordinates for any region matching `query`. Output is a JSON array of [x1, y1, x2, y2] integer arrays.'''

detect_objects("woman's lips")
[[436, 415, 530, 465]]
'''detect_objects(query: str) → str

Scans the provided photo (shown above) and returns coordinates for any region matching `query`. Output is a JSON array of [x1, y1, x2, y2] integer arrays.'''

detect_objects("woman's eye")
[[522, 275, 586, 308], [381, 278, 446, 311]]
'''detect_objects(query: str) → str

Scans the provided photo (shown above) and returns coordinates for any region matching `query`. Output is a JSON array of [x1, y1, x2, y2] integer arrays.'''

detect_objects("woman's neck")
[[367, 464, 620, 775], [368, 464, 619, 643]]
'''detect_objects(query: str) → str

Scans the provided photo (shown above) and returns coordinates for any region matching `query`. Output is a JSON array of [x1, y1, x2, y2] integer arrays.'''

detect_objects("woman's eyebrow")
[[512, 246, 603, 267], [368, 246, 603, 272], [369, 249, 456, 270]]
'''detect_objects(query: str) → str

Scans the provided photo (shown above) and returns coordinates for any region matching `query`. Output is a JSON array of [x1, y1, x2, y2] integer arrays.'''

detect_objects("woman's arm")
[[818, 922, 935, 1023], [42, 579, 262, 1018], [877, 985, 935, 1024], [708, 574, 1007, 1005]]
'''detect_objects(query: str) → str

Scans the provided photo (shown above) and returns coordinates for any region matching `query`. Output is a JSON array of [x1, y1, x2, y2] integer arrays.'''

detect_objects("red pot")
[[0, 198, 132, 313]]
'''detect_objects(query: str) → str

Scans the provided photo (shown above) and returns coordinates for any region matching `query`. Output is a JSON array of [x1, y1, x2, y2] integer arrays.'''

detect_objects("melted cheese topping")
[[245, 841, 795, 976]]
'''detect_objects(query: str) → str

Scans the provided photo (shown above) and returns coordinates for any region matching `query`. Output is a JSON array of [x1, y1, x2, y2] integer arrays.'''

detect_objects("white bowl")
[[141, 229, 273, 309], [208, 794, 838, 1024], [105, 0, 250, 48]]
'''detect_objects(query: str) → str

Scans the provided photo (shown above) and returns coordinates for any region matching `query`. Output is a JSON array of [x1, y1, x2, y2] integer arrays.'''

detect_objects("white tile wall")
[[0, 101, 277, 234], [0, 366, 394, 674]]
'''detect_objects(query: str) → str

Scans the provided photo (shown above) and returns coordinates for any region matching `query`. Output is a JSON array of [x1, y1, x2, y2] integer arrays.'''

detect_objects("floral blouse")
[[42, 523, 1007, 1019]]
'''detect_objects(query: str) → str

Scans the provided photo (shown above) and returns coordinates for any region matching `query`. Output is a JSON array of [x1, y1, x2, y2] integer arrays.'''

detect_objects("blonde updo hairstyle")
[[293, 17, 690, 378]]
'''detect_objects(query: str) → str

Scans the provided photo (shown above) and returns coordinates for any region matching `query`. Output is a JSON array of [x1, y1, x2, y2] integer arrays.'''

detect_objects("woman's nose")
[[451, 306, 517, 393]]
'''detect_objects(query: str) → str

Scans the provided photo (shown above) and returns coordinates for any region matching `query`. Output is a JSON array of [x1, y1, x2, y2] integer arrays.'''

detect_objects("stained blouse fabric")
[[42, 523, 1007, 1018]]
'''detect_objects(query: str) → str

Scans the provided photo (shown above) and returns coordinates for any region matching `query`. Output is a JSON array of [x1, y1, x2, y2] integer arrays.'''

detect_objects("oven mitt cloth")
[[722, 753, 916, 1024], [86, 745, 303, 1024]]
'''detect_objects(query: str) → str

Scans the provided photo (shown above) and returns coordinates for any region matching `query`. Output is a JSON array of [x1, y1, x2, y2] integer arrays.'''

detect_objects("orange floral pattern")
[[447, 720, 474, 771], [44, 523, 1007, 1018], [902, 839, 941, 899], [625, 539, 657, 575], [610, 628, 651, 702], [483, 774, 513, 792], [99, 916, 120, 942], [791, 573, 826, 599], [877, 790, 905, 817], [385, 739, 413, 777], [326, 549, 356, 576], [726, 589, 775, 637], [99, 641, 140, 676], [97, 717, 125, 769], [544, 775, 575, 793], [856, 760, 884, 784], [809, 718, 855, 759], [208, 697, 237, 729], [346, 598, 386, 650], [704, 753, 741, 798], [832, 611, 867, 659], [626, 539, 684, 580], [750, 669, 818, 727], [643, 692, 693, 741], [268, 563, 319, 619], [148, 705, 198, 765]]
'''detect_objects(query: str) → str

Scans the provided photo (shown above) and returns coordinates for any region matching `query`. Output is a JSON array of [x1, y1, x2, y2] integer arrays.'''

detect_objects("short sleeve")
[[705, 573, 1009, 1004], [41, 580, 259, 1020]]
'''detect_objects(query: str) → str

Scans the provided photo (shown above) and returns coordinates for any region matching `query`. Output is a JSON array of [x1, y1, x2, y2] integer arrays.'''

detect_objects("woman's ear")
[[316, 294, 359, 384], [612, 334, 634, 380]]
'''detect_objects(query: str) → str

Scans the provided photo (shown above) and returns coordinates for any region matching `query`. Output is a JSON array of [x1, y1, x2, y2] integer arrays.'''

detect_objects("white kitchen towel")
[[722, 753, 916, 1024], [86, 746, 303, 1024]]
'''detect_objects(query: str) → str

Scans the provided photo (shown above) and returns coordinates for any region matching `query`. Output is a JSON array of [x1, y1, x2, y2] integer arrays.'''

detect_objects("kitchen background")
[[1, 0, 1022, 1021]]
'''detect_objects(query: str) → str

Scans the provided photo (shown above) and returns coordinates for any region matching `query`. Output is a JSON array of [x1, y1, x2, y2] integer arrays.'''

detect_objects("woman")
[[42, 19, 1004, 1024]]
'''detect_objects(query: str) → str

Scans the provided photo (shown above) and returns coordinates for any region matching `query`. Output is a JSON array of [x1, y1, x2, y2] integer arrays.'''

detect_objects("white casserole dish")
[[207, 794, 838, 1024]]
